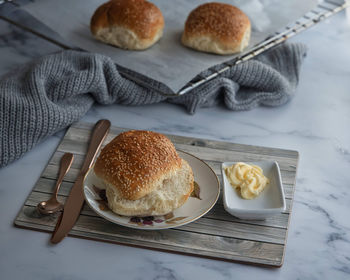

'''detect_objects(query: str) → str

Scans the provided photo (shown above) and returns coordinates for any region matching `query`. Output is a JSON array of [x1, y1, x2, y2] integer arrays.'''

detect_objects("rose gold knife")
[[51, 119, 111, 244]]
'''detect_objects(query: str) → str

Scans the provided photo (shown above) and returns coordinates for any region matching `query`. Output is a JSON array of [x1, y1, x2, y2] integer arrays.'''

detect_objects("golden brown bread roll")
[[182, 2, 251, 55], [90, 0, 164, 50], [94, 130, 194, 216]]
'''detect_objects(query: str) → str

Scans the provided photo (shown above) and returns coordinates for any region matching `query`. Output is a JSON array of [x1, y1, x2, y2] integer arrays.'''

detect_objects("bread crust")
[[182, 2, 251, 55], [105, 159, 194, 216], [90, 0, 164, 50], [94, 130, 182, 200]]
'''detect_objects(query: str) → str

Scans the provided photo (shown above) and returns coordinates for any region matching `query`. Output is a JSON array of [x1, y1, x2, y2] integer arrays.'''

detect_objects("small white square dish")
[[222, 161, 286, 220]]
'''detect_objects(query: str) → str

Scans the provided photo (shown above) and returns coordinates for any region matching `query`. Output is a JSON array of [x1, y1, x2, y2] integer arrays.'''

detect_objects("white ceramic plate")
[[222, 161, 286, 220], [83, 151, 220, 230]]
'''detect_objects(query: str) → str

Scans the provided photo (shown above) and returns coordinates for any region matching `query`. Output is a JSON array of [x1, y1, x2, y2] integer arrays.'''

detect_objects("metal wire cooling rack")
[[0, 0, 349, 96], [177, 0, 350, 95]]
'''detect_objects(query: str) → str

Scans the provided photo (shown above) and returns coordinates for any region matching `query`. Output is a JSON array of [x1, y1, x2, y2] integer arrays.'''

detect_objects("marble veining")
[[0, 2, 349, 280]]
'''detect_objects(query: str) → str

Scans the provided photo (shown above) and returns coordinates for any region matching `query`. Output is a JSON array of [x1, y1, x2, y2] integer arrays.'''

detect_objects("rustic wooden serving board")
[[14, 121, 299, 267]]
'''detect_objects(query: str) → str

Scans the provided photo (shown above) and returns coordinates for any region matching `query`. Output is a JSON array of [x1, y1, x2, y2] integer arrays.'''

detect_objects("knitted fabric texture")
[[0, 43, 307, 167]]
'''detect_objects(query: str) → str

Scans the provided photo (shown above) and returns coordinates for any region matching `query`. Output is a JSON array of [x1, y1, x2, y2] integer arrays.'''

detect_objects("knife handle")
[[80, 119, 111, 174]]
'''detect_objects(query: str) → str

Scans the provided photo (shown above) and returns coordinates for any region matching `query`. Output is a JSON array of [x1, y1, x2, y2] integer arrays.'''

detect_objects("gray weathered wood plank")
[[46, 154, 297, 202], [14, 219, 283, 266], [50, 149, 297, 173], [41, 161, 297, 187], [68, 123, 298, 159], [24, 191, 287, 244], [32, 177, 290, 228], [56, 138, 298, 171], [15, 205, 284, 266], [36, 170, 294, 213]]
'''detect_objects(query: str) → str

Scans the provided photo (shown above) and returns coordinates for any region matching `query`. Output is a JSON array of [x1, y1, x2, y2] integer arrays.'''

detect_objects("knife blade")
[[51, 119, 111, 244]]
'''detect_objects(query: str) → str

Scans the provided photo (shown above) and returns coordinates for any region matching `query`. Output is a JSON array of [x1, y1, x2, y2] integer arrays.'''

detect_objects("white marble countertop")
[[0, 2, 349, 279]]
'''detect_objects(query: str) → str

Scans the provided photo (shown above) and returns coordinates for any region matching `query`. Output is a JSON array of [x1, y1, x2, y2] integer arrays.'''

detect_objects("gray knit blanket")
[[0, 43, 307, 167]]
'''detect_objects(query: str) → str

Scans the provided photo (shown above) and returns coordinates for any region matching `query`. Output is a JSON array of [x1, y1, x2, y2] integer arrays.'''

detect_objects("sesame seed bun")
[[181, 2, 251, 55], [94, 130, 194, 216], [90, 0, 164, 50]]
